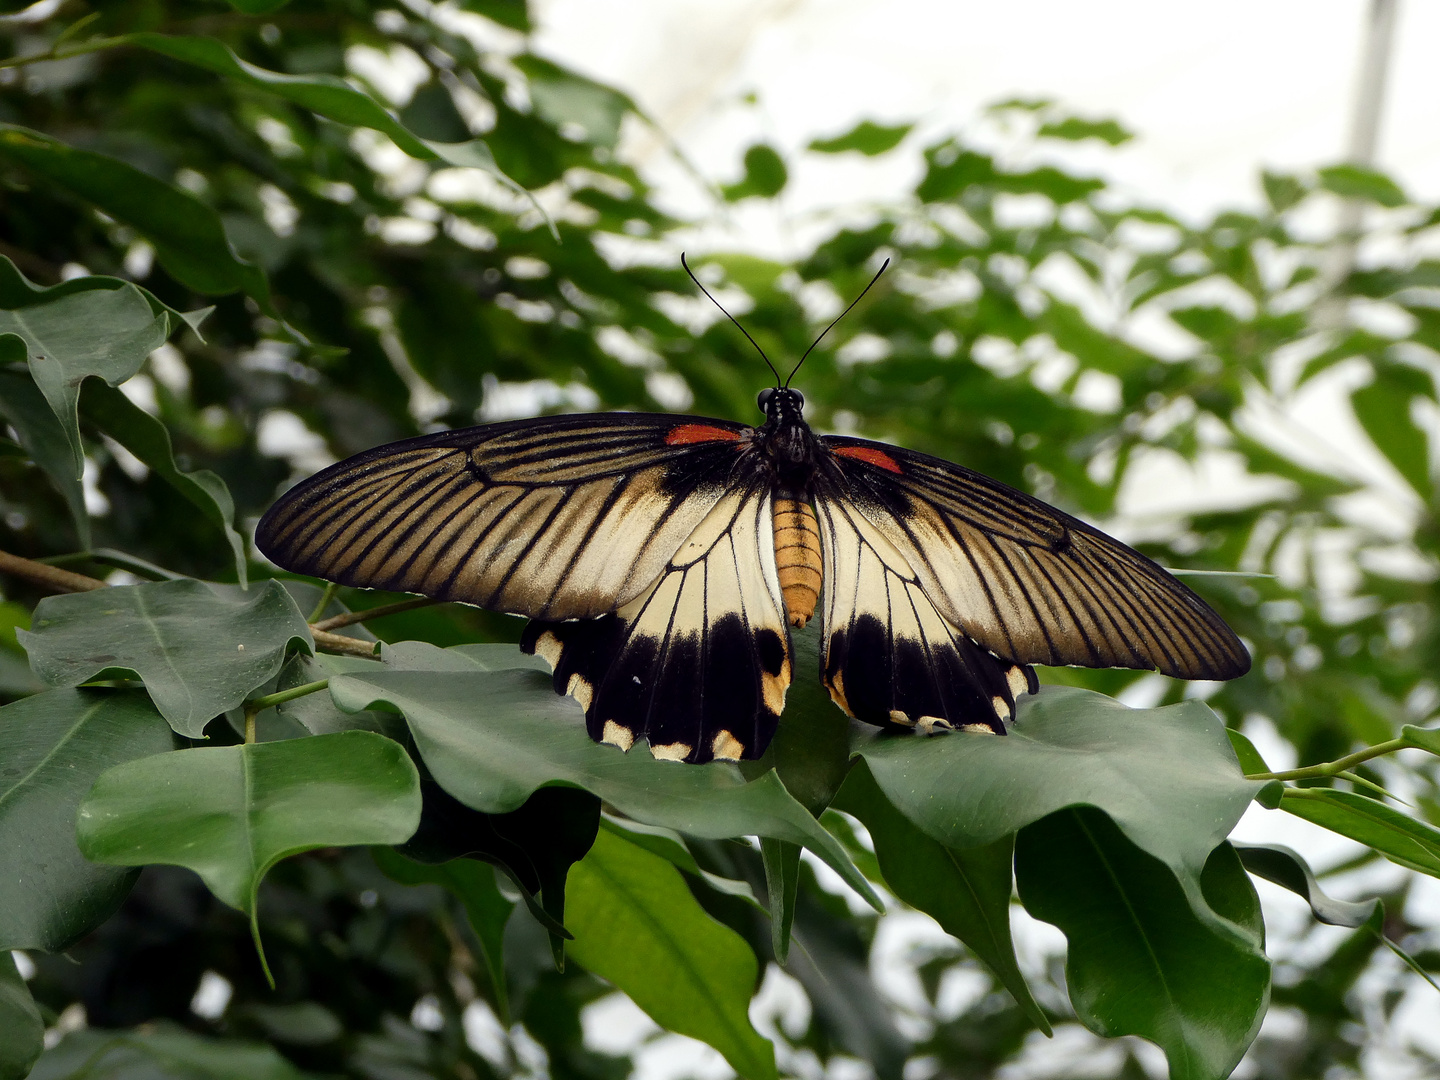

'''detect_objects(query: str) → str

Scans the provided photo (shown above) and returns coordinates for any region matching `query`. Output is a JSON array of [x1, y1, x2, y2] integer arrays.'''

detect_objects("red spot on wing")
[[665, 423, 743, 446], [834, 444, 903, 474]]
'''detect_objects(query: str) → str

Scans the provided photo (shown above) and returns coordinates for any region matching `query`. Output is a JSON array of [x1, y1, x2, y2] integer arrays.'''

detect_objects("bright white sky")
[[532, 0, 1440, 240]]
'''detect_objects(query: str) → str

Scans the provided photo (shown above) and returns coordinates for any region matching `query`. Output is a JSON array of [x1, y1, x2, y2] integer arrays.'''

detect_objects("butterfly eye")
[[757, 388, 776, 412], [792, 390, 805, 408]]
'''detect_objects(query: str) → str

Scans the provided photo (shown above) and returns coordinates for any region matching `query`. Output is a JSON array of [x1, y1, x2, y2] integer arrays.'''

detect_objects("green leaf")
[[1037, 116, 1133, 145], [723, 144, 788, 201], [566, 828, 778, 1080], [21, 579, 312, 738], [1403, 723, 1440, 755], [1261, 171, 1308, 213], [1233, 843, 1379, 927], [760, 837, 800, 963], [31, 1026, 312, 1080], [0, 688, 174, 951], [224, 0, 291, 13], [373, 847, 514, 1023], [0, 952, 43, 1080], [599, 816, 766, 911], [514, 55, 632, 149], [0, 124, 274, 305], [328, 666, 881, 910], [808, 120, 913, 156], [1280, 787, 1440, 877], [1352, 375, 1432, 498], [0, 281, 167, 478], [0, 368, 89, 547], [1226, 728, 1271, 776], [1317, 164, 1407, 207], [833, 761, 1049, 1032], [852, 686, 1260, 917], [455, 0, 530, 31], [76, 731, 421, 970], [1016, 812, 1269, 1080], [80, 382, 249, 583]]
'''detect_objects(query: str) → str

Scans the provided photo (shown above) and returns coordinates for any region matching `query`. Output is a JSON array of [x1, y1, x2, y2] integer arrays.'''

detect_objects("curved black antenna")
[[681, 252, 783, 386], [785, 258, 891, 387]]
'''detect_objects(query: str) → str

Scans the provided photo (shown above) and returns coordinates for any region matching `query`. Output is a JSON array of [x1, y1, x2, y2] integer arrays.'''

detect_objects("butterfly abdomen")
[[773, 496, 822, 628]]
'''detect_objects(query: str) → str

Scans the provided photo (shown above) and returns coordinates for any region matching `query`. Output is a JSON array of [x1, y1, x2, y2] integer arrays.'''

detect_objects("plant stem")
[[0, 548, 107, 592], [311, 596, 437, 631], [307, 581, 338, 623], [0, 35, 121, 72], [246, 678, 330, 713], [1246, 737, 1410, 782], [310, 627, 382, 659]]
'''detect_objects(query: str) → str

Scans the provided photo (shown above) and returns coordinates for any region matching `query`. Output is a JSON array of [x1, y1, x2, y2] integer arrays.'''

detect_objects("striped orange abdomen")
[[773, 497, 822, 628]]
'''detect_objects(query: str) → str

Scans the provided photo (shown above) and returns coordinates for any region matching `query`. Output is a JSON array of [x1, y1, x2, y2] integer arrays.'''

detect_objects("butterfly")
[[255, 260, 1250, 764]]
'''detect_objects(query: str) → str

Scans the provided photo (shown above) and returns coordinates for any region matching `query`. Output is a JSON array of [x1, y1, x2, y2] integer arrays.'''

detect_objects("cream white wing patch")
[[521, 488, 792, 763], [814, 493, 1037, 735]]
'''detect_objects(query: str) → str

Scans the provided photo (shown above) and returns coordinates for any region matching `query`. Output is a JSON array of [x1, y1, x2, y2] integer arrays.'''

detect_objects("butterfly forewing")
[[819, 435, 1250, 680], [256, 415, 748, 620]]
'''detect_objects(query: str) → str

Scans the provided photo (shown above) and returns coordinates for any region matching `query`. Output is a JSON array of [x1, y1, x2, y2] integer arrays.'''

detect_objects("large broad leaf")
[[0, 688, 174, 951], [80, 382, 248, 583], [30, 1027, 311, 1080], [852, 686, 1260, 929], [0, 367, 88, 547], [1280, 787, 1440, 878], [329, 666, 881, 910], [0, 952, 42, 1080], [1016, 811, 1269, 1080], [0, 281, 167, 477], [75, 731, 421, 963], [21, 579, 312, 738], [833, 762, 1049, 1032], [566, 828, 778, 1080], [373, 848, 515, 1023], [0, 125, 273, 305]]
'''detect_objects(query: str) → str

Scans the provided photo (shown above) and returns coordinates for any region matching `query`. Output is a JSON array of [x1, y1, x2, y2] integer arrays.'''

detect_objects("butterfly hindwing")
[[819, 435, 1250, 680], [255, 414, 749, 620], [521, 486, 792, 763], [813, 490, 1037, 734]]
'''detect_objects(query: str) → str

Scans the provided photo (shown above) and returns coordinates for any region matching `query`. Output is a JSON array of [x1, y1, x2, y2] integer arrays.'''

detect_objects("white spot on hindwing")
[[711, 731, 745, 760], [1006, 665, 1029, 699], [566, 672, 594, 711], [961, 723, 999, 734], [917, 717, 953, 735], [888, 709, 915, 727], [649, 741, 691, 762], [991, 695, 1011, 720], [601, 720, 634, 751], [533, 631, 563, 670]]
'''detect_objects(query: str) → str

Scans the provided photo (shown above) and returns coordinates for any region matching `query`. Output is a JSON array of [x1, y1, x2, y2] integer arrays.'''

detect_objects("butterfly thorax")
[[755, 387, 821, 490]]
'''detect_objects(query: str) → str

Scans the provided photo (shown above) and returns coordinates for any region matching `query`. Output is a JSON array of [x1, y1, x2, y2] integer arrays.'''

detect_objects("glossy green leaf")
[[31, 1027, 312, 1080], [0, 367, 88, 547], [76, 731, 421, 955], [1403, 723, 1440, 755], [79, 382, 249, 583], [852, 686, 1260, 922], [1226, 727, 1270, 775], [373, 847, 514, 1022], [833, 761, 1049, 1032], [328, 666, 881, 910], [1318, 164, 1406, 207], [1352, 375, 1432, 497], [599, 816, 766, 911], [0, 952, 43, 1080], [1281, 788, 1440, 877], [1037, 116, 1133, 145], [760, 838, 800, 963], [0, 124, 273, 304], [514, 55, 632, 149], [0, 688, 174, 951], [21, 579, 311, 738], [1234, 842, 1379, 927], [1017, 812, 1269, 1080], [566, 828, 777, 1080], [0, 281, 167, 478], [808, 120, 913, 156]]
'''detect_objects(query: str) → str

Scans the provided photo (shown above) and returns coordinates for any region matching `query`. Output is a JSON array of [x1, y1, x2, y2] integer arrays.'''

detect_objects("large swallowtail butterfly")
[[256, 262, 1249, 764]]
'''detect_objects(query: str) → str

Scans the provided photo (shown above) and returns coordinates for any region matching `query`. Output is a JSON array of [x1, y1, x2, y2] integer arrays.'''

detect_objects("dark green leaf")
[[0, 952, 43, 1080], [21, 579, 312, 738], [1261, 171, 1308, 213], [723, 144, 788, 201], [0, 688, 174, 951], [808, 120, 913, 156], [1352, 375, 1432, 497], [373, 847, 515, 1023], [1317, 164, 1407, 207], [599, 816, 766, 910], [1226, 728, 1270, 776], [833, 762, 1049, 1032], [1017, 812, 1269, 1080], [329, 667, 879, 907], [76, 731, 421, 923], [455, 0, 530, 31], [1037, 117, 1132, 145], [514, 55, 632, 149], [566, 828, 778, 1080], [1281, 788, 1440, 877], [760, 838, 800, 963], [31, 1027, 312, 1080], [0, 124, 273, 304], [1234, 843, 1379, 927], [0, 368, 89, 547], [80, 382, 249, 583]]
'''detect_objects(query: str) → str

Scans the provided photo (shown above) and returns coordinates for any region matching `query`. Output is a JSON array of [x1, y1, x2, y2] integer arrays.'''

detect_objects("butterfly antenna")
[[681, 252, 783, 386], [785, 258, 891, 387]]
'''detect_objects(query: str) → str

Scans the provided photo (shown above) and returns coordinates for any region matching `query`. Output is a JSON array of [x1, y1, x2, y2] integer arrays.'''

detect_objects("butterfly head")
[[757, 386, 806, 424]]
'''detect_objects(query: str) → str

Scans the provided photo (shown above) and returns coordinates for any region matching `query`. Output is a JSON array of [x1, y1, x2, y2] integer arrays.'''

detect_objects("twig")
[[0, 549, 106, 592], [311, 596, 437, 631], [310, 627, 381, 659], [1246, 737, 1410, 782]]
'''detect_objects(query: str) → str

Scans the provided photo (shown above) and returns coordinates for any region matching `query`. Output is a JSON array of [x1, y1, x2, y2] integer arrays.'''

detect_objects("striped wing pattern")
[[520, 487, 791, 763], [255, 415, 746, 620], [819, 435, 1251, 680], [814, 490, 1038, 735]]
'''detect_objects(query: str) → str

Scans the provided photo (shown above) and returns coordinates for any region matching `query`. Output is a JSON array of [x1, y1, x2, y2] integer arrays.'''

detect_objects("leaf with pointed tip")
[[1234, 843, 1379, 927], [1280, 787, 1440, 878], [808, 120, 913, 156], [599, 817, 766, 911], [0, 367, 88, 547], [0, 951, 43, 1080], [0, 688, 174, 951], [566, 828, 777, 1080], [30, 1027, 312, 1080], [21, 579, 311, 738]]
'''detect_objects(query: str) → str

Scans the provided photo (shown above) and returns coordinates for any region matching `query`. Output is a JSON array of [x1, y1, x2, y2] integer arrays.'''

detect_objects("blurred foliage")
[[3, 1, 1440, 1079]]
